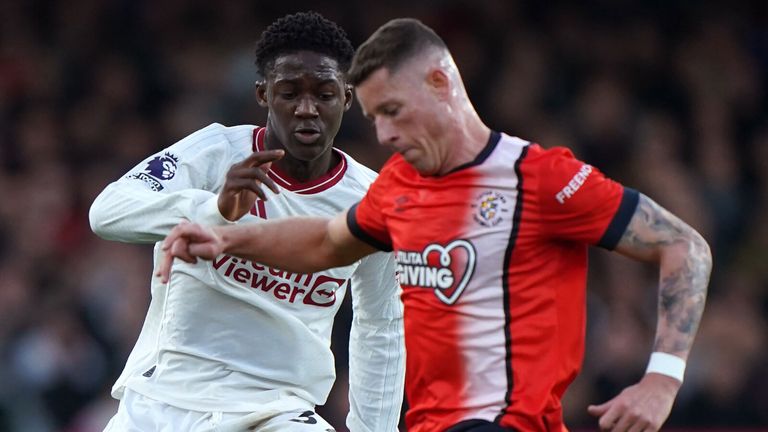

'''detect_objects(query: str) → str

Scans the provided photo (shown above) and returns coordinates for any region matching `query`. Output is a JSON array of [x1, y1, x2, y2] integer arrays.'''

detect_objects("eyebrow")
[[273, 77, 339, 86]]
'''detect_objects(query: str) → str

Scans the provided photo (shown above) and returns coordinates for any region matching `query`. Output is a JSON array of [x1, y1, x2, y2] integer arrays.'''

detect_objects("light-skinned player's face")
[[257, 50, 352, 162], [356, 66, 448, 176]]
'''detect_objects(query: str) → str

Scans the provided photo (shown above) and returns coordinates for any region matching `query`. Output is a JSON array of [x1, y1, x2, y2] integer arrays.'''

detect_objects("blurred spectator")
[[1, 0, 765, 430]]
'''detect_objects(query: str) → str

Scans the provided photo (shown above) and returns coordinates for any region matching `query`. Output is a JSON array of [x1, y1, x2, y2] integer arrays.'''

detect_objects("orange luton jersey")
[[348, 132, 638, 432]]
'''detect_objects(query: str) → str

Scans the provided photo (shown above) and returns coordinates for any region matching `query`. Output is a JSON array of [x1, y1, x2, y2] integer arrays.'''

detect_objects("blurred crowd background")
[[1, 0, 766, 430]]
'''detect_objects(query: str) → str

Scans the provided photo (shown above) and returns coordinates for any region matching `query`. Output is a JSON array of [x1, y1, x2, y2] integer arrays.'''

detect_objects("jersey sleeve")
[[346, 251, 405, 432], [89, 123, 237, 244], [535, 147, 639, 249], [346, 171, 394, 251]]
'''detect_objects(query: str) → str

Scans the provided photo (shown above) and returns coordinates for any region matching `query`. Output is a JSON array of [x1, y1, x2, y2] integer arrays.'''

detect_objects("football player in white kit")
[[89, 12, 404, 432]]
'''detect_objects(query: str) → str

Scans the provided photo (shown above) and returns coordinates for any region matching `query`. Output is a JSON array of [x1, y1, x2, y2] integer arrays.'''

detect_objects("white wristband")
[[645, 352, 686, 383]]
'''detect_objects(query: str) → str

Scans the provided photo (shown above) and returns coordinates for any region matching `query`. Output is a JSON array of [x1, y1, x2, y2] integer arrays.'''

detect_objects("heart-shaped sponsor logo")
[[396, 240, 476, 305]]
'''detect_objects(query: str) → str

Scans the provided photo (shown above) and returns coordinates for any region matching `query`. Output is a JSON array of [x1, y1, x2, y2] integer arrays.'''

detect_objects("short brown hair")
[[348, 18, 447, 86]]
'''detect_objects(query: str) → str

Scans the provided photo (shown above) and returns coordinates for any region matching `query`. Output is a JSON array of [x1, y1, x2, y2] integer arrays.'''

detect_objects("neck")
[[274, 152, 338, 183], [263, 130, 339, 182], [439, 107, 491, 175]]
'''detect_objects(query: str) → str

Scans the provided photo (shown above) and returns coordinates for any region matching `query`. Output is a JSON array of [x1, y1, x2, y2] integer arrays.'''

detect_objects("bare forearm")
[[215, 216, 358, 274], [616, 195, 712, 359], [654, 230, 711, 357]]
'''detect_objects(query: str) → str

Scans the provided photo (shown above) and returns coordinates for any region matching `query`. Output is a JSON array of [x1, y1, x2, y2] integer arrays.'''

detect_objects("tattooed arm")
[[588, 193, 712, 432], [616, 194, 711, 357]]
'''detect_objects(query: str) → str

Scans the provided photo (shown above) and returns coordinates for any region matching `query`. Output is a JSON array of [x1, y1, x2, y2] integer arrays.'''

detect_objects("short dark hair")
[[254, 11, 354, 78], [348, 18, 447, 86]]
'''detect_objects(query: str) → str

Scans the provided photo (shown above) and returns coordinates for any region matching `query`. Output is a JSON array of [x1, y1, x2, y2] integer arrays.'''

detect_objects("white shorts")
[[103, 388, 336, 432]]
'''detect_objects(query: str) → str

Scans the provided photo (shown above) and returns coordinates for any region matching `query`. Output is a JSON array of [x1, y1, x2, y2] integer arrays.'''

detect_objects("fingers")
[[189, 242, 219, 259], [600, 411, 655, 432], [588, 401, 609, 416], [241, 149, 283, 189], [597, 406, 621, 432], [612, 411, 636, 432], [156, 221, 197, 283], [157, 249, 174, 283], [242, 149, 284, 167], [590, 401, 658, 432], [627, 423, 649, 432], [170, 235, 198, 264], [157, 238, 191, 283], [221, 149, 285, 201], [590, 379, 673, 432], [155, 222, 224, 283], [161, 220, 190, 251], [588, 399, 620, 431], [156, 238, 198, 283], [226, 168, 279, 197], [225, 165, 280, 197]]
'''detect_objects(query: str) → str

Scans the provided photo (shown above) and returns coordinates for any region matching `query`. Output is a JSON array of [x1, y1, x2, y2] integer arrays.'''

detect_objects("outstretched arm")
[[588, 193, 712, 431], [157, 209, 378, 282]]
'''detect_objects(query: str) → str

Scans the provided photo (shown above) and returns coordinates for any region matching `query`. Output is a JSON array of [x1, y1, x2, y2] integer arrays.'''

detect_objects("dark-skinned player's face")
[[257, 50, 352, 161]]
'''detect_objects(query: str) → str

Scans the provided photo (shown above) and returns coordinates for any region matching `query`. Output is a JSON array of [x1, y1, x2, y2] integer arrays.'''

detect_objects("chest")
[[384, 178, 520, 304], [384, 177, 519, 250]]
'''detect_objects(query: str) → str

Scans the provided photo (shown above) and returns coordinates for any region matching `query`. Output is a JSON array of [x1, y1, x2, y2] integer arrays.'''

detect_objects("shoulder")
[[522, 143, 578, 165], [173, 123, 258, 155], [513, 142, 588, 178], [219, 124, 260, 146], [499, 139, 597, 198], [526, 145, 622, 210]]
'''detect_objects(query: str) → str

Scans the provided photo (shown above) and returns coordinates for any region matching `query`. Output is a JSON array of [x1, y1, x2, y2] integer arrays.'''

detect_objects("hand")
[[218, 149, 284, 221], [587, 373, 681, 432], [156, 221, 225, 283]]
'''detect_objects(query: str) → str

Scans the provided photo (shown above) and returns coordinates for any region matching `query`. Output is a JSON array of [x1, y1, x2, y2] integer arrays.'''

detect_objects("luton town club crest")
[[472, 190, 508, 227]]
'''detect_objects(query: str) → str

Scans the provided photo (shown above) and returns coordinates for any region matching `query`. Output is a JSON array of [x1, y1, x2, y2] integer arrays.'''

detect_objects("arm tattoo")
[[617, 194, 712, 356]]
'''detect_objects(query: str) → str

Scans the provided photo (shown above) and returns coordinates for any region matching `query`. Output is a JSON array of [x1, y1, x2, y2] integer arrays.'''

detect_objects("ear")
[[255, 81, 268, 107], [426, 68, 450, 100], [343, 84, 354, 111]]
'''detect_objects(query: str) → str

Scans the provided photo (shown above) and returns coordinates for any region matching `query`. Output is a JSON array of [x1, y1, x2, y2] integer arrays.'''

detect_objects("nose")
[[295, 96, 319, 118], [375, 118, 398, 146]]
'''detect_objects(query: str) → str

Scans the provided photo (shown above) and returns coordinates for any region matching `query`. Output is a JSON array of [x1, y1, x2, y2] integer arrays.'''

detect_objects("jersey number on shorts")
[[290, 411, 318, 424]]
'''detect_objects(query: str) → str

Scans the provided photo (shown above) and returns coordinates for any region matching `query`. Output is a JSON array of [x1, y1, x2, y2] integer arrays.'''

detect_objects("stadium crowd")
[[0, 0, 765, 430]]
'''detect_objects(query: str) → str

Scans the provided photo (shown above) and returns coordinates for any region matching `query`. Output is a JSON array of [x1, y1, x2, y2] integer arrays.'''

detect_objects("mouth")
[[293, 127, 322, 144]]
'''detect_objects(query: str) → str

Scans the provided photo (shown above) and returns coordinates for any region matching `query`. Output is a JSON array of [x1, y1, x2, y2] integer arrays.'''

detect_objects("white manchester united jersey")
[[89, 124, 405, 431]]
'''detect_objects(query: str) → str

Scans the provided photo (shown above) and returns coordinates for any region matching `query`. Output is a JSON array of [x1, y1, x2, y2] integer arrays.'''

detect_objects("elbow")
[[660, 229, 713, 287], [88, 194, 114, 239], [673, 229, 713, 290], [88, 202, 107, 238], [684, 230, 711, 307], [692, 230, 713, 280]]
